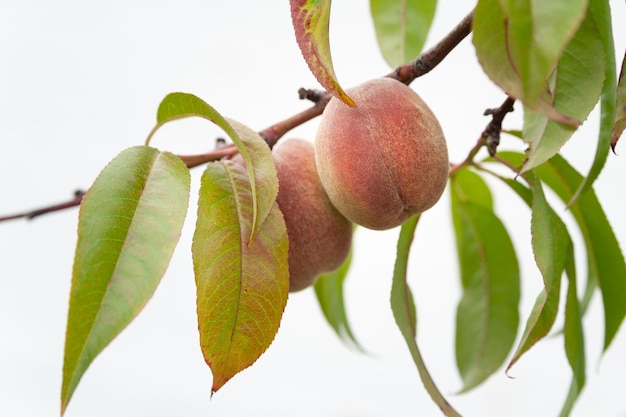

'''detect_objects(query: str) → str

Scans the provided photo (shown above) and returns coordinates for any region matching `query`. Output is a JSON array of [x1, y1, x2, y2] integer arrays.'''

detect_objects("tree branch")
[[0, 8, 476, 223], [391, 9, 474, 84], [259, 90, 332, 148], [0, 190, 85, 222]]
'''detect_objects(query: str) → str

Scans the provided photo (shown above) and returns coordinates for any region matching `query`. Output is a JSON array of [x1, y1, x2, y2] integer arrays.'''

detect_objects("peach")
[[273, 139, 353, 291], [315, 78, 449, 230], [233, 139, 353, 291]]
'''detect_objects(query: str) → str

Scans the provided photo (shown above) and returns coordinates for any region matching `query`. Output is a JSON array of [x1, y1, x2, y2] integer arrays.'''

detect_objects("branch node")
[[482, 96, 516, 157], [298, 88, 324, 103], [412, 57, 432, 75], [215, 137, 228, 149]]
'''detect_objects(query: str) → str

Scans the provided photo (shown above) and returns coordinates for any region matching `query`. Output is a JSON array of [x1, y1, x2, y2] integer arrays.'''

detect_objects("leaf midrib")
[[67, 151, 162, 397]]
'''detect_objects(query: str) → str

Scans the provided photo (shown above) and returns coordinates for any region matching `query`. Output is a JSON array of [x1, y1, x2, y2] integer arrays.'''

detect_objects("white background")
[[1, 1, 625, 416]]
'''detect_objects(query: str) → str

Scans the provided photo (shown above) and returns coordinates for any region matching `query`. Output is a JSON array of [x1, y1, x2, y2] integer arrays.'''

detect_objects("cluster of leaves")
[[57, 1, 626, 416], [60, 93, 293, 414], [381, 1, 625, 415]]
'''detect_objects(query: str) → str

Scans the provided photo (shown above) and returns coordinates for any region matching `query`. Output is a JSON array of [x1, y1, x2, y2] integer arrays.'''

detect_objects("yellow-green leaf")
[[148, 92, 278, 241], [62, 146, 190, 414], [290, 0, 355, 106], [193, 161, 289, 393]]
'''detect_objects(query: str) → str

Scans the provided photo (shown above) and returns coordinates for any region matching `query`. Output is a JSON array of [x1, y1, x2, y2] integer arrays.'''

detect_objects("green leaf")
[[313, 247, 363, 350], [540, 157, 626, 351], [611, 50, 626, 152], [477, 157, 533, 205], [500, 177, 533, 207], [559, 252, 586, 417], [498, 151, 626, 351], [570, 0, 617, 202], [497, 0, 587, 107], [484, 158, 588, 414], [391, 215, 462, 417], [507, 174, 568, 371], [473, 0, 579, 125], [62, 146, 190, 414], [450, 168, 520, 391], [369, 0, 437, 68], [449, 165, 494, 210], [289, 0, 355, 106], [520, 6, 606, 173], [147, 92, 278, 242], [502, 129, 524, 139], [193, 161, 289, 393]]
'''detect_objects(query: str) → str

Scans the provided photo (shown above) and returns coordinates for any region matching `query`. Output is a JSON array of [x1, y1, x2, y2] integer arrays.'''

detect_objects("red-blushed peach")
[[273, 139, 353, 291], [232, 139, 353, 291], [315, 78, 449, 230]]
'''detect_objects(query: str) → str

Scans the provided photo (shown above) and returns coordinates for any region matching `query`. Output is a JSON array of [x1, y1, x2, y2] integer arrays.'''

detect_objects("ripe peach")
[[233, 139, 353, 291], [274, 139, 353, 291], [315, 78, 449, 230], [271, 139, 353, 291]]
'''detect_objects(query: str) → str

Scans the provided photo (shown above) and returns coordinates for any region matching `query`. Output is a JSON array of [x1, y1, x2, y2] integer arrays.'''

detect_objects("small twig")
[[0, 190, 86, 222], [298, 88, 326, 103], [449, 95, 516, 176], [178, 144, 239, 168], [391, 9, 474, 84], [492, 154, 529, 183], [449, 136, 485, 177], [258, 91, 332, 148]]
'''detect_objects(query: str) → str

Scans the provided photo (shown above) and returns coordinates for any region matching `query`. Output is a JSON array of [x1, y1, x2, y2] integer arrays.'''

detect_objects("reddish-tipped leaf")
[[290, 0, 355, 106], [148, 92, 278, 242], [193, 161, 289, 393], [611, 50, 626, 152]]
